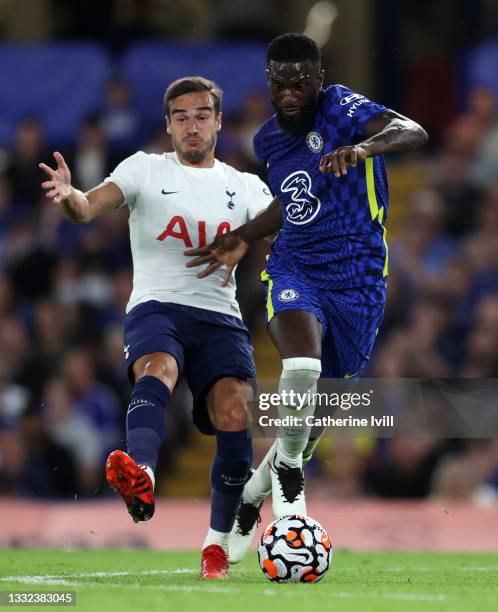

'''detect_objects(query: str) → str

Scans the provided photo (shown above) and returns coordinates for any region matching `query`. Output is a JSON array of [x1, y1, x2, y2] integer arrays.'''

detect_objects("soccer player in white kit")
[[39, 76, 272, 579]]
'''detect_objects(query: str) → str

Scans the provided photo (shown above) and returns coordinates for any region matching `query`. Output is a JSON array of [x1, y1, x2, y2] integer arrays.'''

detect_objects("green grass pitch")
[[1, 549, 497, 612]]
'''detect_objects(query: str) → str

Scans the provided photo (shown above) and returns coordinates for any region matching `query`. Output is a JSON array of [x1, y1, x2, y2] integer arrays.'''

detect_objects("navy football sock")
[[126, 375, 170, 471], [210, 429, 253, 533]]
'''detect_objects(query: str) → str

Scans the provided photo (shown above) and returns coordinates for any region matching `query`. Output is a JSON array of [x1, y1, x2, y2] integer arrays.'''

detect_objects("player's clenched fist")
[[184, 232, 249, 287], [39, 151, 72, 203], [319, 144, 369, 178]]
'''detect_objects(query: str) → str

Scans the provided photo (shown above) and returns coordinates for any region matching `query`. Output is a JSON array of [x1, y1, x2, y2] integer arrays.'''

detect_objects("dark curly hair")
[[266, 33, 321, 67]]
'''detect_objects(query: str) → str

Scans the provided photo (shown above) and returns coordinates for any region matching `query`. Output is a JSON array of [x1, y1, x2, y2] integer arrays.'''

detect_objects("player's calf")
[[202, 379, 253, 576], [272, 357, 321, 517], [228, 442, 275, 564]]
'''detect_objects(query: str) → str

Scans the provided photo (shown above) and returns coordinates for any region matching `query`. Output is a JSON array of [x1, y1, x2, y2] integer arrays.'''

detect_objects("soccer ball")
[[257, 515, 332, 583]]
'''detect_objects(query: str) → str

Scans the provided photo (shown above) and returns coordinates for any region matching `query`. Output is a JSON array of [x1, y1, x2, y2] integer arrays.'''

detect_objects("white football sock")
[[141, 464, 155, 489], [203, 527, 229, 553], [276, 357, 321, 468]]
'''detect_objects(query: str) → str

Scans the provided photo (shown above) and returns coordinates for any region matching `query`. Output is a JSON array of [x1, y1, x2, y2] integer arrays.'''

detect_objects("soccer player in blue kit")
[[186, 34, 428, 561]]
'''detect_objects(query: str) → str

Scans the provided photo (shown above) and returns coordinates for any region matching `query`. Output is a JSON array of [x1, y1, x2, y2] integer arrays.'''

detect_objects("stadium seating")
[[120, 42, 267, 129], [0, 44, 111, 146], [466, 38, 498, 98], [0, 42, 267, 147]]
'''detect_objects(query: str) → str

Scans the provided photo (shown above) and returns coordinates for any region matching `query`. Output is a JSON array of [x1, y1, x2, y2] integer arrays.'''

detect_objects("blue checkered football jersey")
[[254, 84, 390, 290]]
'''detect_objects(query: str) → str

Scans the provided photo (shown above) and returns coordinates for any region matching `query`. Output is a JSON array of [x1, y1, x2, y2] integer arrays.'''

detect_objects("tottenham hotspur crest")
[[226, 190, 236, 209], [306, 131, 323, 153]]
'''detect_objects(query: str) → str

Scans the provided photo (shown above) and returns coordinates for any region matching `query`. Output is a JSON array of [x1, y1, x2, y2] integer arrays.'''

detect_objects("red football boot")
[[200, 545, 229, 579], [105, 450, 155, 523]]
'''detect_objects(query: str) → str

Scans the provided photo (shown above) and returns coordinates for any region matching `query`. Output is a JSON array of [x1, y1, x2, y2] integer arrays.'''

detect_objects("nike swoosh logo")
[[161, 190, 179, 195], [344, 372, 360, 379]]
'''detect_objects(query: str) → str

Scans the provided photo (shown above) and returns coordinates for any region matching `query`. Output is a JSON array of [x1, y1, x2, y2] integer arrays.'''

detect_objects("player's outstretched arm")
[[319, 110, 428, 177], [40, 151, 124, 223], [185, 197, 282, 286]]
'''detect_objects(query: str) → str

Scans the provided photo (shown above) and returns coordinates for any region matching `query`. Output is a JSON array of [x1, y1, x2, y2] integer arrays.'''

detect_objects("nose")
[[280, 89, 298, 107], [186, 118, 199, 134]]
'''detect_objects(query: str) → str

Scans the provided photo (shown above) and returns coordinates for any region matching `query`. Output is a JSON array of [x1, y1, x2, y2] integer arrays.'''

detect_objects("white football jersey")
[[104, 151, 273, 317]]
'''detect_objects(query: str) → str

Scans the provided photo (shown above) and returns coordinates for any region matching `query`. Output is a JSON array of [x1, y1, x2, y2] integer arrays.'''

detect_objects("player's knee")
[[134, 353, 178, 391], [279, 357, 322, 409], [212, 393, 250, 431]]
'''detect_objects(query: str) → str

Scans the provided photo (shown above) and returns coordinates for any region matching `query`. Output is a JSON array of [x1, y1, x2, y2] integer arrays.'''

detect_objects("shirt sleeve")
[[103, 151, 148, 208], [327, 85, 388, 142], [244, 173, 274, 221]]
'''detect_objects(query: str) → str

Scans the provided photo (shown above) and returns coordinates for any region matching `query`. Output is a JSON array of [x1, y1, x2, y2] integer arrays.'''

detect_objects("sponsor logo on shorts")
[[306, 131, 323, 153], [278, 289, 300, 302]]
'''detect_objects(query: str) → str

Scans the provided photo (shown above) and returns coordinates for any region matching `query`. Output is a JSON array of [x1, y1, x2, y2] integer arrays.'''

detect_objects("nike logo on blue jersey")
[[161, 189, 179, 195]]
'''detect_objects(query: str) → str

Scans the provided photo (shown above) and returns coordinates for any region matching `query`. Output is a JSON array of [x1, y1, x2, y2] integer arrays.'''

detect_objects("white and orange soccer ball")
[[257, 515, 333, 583]]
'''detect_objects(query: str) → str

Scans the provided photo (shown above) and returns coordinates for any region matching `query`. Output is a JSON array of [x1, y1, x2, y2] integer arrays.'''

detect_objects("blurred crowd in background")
[[0, 0, 497, 506]]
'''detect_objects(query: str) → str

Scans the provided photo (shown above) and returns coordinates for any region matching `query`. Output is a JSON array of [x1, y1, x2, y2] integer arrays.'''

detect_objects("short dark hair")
[[267, 33, 321, 66], [163, 76, 223, 117]]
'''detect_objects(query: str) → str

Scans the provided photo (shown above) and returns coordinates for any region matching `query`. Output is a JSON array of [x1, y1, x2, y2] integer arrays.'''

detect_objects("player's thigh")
[[186, 312, 256, 435], [123, 301, 186, 390], [133, 352, 179, 392], [207, 376, 253, 431], [263, 272, 324, 359], [268, 309, 323, 359]]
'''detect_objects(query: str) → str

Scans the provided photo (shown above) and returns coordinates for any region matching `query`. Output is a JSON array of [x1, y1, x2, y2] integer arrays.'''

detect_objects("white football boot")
[[228, 442, 276, 564], [228, 496, 263, 564]]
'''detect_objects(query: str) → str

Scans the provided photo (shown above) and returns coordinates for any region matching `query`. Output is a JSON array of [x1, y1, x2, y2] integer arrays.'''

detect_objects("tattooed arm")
[[319, 110, 428, 177]]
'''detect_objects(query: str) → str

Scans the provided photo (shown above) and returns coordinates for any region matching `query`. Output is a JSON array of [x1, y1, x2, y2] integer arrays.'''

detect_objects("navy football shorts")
[[123, 301, 256, 435], [261, 269, 386, 379]]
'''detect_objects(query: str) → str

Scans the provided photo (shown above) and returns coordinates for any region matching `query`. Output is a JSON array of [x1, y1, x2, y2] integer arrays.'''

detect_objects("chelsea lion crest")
[[306, 131, 323, 153], [278, 289, 300, 302]]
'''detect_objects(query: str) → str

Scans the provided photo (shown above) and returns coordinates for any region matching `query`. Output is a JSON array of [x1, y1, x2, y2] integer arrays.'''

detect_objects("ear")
[[318, 69, 325, 88], [165, 116, 171, 134], [216, 112, 222, 132], [265, 67, 271, 85]]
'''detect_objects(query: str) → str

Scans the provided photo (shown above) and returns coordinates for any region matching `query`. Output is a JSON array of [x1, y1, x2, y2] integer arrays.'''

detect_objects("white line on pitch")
[[0, 575, 458, 602], [1, 578, 239, 594], [458, 566, 498, 571], [384, 566, 498, 573], [0, 568, 196, 583]]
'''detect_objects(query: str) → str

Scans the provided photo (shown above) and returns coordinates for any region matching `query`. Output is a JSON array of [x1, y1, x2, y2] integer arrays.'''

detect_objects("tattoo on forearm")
[[365, 120, 427, 155]]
